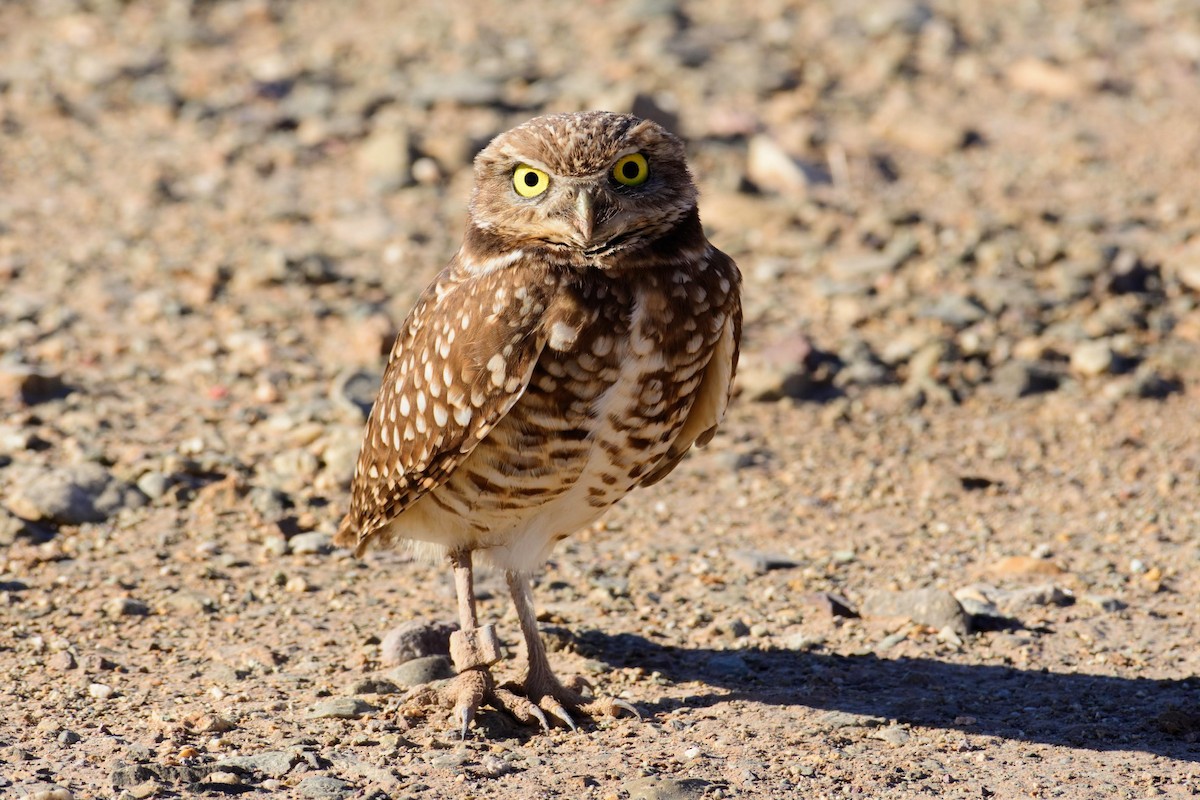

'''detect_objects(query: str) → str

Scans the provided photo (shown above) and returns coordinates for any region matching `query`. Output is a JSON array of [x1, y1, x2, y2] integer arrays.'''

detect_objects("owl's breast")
[[411, 268, 730, 570]]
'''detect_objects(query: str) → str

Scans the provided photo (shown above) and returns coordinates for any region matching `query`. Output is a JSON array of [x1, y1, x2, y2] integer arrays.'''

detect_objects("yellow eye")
[[612, 153, 649, 187], [513, 164, 550, 198]]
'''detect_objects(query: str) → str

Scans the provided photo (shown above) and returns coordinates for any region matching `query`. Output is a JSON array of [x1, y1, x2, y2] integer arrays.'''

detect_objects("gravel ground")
[[2, 1, 1200, 798]]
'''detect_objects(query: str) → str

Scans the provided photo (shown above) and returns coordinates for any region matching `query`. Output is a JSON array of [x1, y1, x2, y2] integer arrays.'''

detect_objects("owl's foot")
[[400, 624, 558, 738], [401, 665, 557, 738], [501, 673, 641, 732], [400, 669, 638, 737]]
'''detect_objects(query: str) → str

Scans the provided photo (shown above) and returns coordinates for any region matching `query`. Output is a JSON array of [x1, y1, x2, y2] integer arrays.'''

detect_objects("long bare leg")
[[442, 548, 497, 738], [504, 570, 640, 729], [451, 548, 478, 631]]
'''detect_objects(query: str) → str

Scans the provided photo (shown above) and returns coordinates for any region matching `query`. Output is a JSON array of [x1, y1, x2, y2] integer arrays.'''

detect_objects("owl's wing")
[[639, 252, 743, 488], [337, 259, 550, 555]]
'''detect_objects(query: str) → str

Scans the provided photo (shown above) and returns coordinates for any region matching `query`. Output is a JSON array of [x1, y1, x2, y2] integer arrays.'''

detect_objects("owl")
[[336, 110, 742, 737]]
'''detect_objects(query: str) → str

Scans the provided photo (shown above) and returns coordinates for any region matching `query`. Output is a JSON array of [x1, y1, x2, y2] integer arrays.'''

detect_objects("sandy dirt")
[[2, 1, 1199, 798]]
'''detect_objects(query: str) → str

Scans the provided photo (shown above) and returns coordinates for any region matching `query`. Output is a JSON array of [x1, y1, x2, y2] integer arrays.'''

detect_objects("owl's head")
[[468, 111, 699, 266]]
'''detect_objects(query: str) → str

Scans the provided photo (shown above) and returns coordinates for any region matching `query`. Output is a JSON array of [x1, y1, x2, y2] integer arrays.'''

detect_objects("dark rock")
[[801, 592, 859, 618], [630, 92, 680, 135], [379, 619, 457, 666], [298, 776, 354, 799], [7, 463, 146, 525], [112, 766, 157, 789], [993, 583, 1074, 614], [306, 697, 375, 720], [0, 365, 71, 405], [738, 334, 839, 401], [624, 776, 709, 800], [730, 549, 799, 574], [388, 655, 454, 687], [330, 369, 379, 420], [704, 652, 750, 680], [349, 677, 401, 695], [987, 361, 1062, 399], [920, 294, 987, 327], [216, 750, 301, 778], [103, 597, 151, 617]]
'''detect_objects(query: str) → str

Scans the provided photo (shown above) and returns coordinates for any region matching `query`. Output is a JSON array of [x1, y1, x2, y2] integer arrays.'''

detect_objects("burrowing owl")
[[336, 111, 741, 736]]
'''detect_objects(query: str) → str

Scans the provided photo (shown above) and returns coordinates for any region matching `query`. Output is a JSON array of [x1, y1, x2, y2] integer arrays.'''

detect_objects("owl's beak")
[[572, 189, 595, 244]]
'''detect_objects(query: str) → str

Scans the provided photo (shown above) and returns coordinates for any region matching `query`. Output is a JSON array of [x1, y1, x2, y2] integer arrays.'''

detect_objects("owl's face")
[[468, 112, 699, 267]]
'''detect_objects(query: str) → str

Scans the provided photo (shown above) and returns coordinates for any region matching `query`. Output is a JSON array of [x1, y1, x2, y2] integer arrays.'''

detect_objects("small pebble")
[[125, 781, 159, 800], [306, 697, 375, 720], [7, 463, 145, 525], [297, 775, 353, 799], [216, 751, 299, 778], [380, 619, 456, 666], [1082, 594, 1127, 612], [746, 134, 810, 195], [430, 750, 470, 770], [349, 677, 401, 695], [704, 653, 750, 680], [135, 471, 170, 500], [206, 772, 241, 785], [26, 788, 73, 800], [388, 655, 454, 687], [1070, 341, 1114, 376], [623, 776, 707, 800], [729, 549, 798, 574], [289, 531, 332, 555], [873, 725, 911, 745], [479, 753, 510, 777], [103, 597, 151, 617], [861, 588, 970, 635], [49, 650, 77, 670]]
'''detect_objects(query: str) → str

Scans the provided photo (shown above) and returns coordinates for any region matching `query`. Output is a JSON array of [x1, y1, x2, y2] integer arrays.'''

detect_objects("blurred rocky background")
[[2, 1, 1199, 797]]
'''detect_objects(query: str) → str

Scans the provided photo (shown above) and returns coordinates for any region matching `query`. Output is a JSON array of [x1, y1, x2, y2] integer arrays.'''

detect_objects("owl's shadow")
[[567, 629, 1200, 762]]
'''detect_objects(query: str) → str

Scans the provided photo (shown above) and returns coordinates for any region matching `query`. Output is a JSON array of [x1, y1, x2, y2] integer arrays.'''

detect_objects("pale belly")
[[386, 343, 693, 572]]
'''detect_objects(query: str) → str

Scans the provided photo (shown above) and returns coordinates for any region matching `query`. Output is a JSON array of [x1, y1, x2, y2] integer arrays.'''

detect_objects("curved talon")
[[540, 697, 578, 732], [564, 675, 594, 696], [529, 704, 550, 732], [400, 665, 493, 737], [458, 706, 474, 740], [397, 649, 635, 734], [494, 686, 551, 732], [610, 699, 641, 720], [579, 696, 641, 721]]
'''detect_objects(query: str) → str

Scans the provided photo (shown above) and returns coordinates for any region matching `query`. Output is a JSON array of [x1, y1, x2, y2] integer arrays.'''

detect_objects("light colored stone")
[[746, 135, 809, 195], [357, 126, 410, 191], [861, 588, 970, 635], [1008, 57, 1084, 98], [1070, 341, 1114, 376], [306, 697, 375, 720], [289, 531, 332, 554]]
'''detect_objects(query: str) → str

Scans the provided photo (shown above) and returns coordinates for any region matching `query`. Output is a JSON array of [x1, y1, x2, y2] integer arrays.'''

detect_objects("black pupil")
[[622, 161, 640, 180], [523, 172, 540, 187]]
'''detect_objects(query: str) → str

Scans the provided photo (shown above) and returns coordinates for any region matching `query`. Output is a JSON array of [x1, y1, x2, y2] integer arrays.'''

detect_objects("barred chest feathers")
[[370, 246, 739, 572]]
